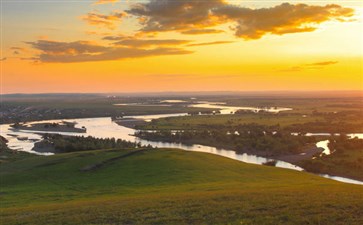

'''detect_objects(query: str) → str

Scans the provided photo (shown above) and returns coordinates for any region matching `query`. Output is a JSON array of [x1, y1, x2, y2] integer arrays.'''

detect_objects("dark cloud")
[[26, 40, 192, 63], [26, 40, 108, 55], [81, 11, 127, 29], [114, 39, 192, 47], [127, 0, 226, 32], [103, 35, 192, 47], [181, 29, 225, 35], [214, 3, 354, 39], [187, 41, 234, 47], [11, 47, 25, 50], [103, 35, 131, 41], [127, 0, 354, 39]]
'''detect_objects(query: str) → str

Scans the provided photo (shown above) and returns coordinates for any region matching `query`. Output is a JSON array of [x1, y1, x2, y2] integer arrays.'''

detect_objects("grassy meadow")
[[140, 113, 325, 130], [1, 148, 363, 224]]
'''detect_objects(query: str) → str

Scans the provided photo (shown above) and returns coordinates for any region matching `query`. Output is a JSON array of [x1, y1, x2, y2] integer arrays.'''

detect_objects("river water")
[[188, 101, 292, 114], [1, 117, 363, 185], [1, 101, 363, 185], [115, 101, 293, 115]]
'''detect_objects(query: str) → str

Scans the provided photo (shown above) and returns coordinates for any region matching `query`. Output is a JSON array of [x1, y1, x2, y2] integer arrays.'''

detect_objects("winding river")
[[1, 101, 363, 185]]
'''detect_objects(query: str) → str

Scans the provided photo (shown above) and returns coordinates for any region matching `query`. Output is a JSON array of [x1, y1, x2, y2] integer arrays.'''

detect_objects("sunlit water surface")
[[1, 116, 363, 185]]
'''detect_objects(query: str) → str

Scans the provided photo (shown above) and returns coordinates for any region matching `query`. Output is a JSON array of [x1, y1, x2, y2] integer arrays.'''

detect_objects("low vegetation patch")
[[299, 136, 363, 180], [33, 134, 147, 153]]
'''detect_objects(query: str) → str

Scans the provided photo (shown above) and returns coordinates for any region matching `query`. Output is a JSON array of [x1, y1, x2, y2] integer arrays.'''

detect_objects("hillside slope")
[[1, 148, 363, 224]]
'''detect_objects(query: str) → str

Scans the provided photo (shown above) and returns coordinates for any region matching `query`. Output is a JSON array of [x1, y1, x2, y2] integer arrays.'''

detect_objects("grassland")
[[1, 148, 363, 224], [140, 113, 325, 130], [197, 95, 363, 114], [139, 111, 363, 133]]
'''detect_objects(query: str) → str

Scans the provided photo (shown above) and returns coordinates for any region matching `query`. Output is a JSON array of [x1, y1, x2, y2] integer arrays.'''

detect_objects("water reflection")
[[0, 117, 301, 171], [316, 140, 331, 155], [115, 100, 293, 115], [189, 102, 292, 114], [319, 174, 363, 185], [1, 116, 362, 185]]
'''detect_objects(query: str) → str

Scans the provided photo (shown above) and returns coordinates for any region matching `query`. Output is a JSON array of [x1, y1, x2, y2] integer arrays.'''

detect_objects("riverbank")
[[134, 133, 363, 182], [2, 116, 362, 184], [133, 134, 322, 163], [113, 118, 148, 129], [32, 134, 141, 154], [275, 144, 323, 163], [296, 138, 363, 181]]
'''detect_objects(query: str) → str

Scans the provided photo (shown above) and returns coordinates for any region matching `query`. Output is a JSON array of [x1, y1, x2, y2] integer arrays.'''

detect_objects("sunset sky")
[[1, 0, 362, 94]]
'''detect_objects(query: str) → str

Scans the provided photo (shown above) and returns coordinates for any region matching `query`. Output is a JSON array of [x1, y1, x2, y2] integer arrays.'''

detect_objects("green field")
[[199, 96, 363, 114], [141, 113, 325, 130], [140, 112, 363, 131], [1, 148, 363, 224]]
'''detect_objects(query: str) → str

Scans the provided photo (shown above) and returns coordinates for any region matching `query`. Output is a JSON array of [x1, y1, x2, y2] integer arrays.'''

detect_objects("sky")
[[1, 0, 362, 94]]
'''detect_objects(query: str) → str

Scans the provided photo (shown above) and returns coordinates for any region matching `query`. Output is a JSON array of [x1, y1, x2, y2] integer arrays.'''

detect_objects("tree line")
[[35, 134, 149, 153]]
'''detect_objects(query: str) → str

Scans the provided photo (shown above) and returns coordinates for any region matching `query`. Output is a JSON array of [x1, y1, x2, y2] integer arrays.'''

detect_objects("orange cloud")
[[81, 11, 127, 29], [93, 0, 119, 5]]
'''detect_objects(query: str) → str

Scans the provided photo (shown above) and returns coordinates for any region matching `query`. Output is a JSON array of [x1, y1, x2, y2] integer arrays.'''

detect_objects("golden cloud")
[[81, 11, 127, 29], [93, 0, 119, 5]]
